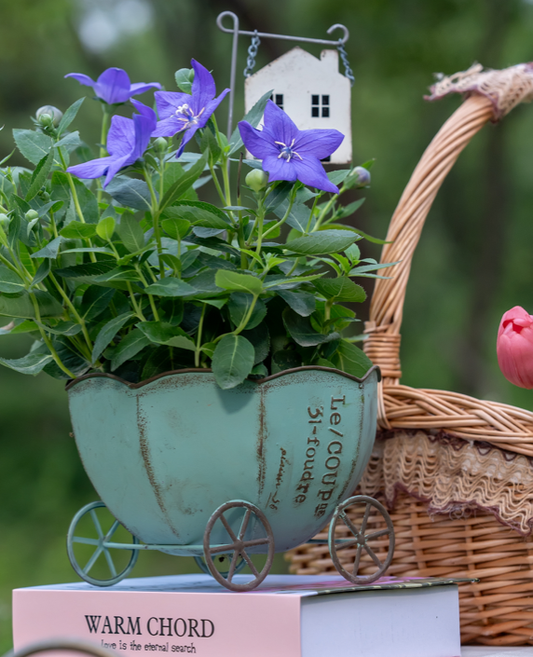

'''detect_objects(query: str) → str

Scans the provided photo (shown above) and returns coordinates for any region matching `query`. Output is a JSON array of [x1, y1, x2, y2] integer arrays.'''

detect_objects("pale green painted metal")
[[67, 366, 380, 557]]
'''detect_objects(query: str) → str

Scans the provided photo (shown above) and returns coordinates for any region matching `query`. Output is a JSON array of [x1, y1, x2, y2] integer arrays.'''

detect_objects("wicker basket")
[[286, 63, 533, 646]]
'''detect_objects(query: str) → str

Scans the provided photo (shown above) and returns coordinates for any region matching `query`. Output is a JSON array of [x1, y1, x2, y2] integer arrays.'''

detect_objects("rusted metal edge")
[[65, 365, 382, 391]]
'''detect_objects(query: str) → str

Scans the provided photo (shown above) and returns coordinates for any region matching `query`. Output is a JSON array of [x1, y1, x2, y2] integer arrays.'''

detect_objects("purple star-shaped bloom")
[[65, 67, 161, 105], [67, 100, 156, 187], [152, 59, 229, 157], [238, 101, 344, 194]]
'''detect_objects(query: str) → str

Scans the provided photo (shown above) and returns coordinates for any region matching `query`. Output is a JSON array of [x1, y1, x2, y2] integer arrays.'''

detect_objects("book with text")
[[13, 574, 462, 657]]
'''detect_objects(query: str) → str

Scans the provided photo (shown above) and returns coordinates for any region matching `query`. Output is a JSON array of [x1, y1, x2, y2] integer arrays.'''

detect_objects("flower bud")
[[351, 166, 371, 187], [36, 105, 63, 127], [153, 137, 168, 154], [0, 213, 10, 227], [496, 306, 533, 388], [25, 209, 39, 221], [245, 169, 269, 192]]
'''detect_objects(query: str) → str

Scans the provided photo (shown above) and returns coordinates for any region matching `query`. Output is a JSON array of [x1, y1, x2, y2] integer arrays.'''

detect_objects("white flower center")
[[275, 138, 302, 162], [174, 103, 205, 128]]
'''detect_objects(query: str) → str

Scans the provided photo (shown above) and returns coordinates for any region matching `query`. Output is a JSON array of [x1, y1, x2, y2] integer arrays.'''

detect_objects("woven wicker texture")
[[286, 64, 533, 645]]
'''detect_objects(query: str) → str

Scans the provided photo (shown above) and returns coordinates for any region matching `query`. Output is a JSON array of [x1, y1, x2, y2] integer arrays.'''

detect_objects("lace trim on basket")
[[358, 430, 533, 535], [425, 62, 533, 120]]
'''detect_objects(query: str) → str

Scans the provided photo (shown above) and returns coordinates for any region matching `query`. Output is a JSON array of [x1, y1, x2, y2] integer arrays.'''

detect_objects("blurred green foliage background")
[[2, 0, 533, 651]]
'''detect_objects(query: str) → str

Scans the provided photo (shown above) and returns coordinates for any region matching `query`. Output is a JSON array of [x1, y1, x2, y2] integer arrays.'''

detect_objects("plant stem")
[[126, 281, 146, 321], [261, 187, 297, 242], [134, 264, 160, 321], [96, 106, 112, 204], [195, 303, 207, 367], [209, 163, 227, 206], [48, 272, 93, 351], [144, 167, 164, 276], [313, 193, 340, 232], [29, 292, 76, 378]]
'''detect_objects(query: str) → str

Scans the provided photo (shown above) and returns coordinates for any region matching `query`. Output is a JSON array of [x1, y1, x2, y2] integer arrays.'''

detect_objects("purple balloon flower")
[[65, 67, 161, 105], [238, 101, 344, 194], [152, 59, 229, 157], [67, 100, 156, 188]]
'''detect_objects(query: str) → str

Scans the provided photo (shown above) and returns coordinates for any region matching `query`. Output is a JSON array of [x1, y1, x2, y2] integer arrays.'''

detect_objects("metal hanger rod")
[[217, 12, 349, 46]]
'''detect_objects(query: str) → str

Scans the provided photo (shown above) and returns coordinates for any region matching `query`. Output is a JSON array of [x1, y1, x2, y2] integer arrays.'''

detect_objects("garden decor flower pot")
[[66, 365, 389, 590]]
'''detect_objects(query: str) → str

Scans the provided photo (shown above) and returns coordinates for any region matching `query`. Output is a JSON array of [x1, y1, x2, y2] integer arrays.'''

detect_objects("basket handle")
[[364, 63, 533, 386]]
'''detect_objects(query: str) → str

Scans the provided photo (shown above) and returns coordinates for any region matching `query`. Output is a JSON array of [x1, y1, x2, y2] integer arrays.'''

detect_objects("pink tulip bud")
[[496, 306, 533, 388]]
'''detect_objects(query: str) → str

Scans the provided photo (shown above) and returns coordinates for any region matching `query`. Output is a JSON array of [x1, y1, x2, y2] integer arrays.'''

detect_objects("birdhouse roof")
[[247, 46, 344, 82]]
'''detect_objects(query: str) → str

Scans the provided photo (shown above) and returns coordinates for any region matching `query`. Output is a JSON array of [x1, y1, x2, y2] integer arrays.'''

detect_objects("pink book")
[[13, 574, 461, 657]]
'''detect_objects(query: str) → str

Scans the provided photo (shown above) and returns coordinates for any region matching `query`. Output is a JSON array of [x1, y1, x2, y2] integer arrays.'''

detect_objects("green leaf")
[[215, 270, 262, 296], [282, 307, 337, 347], [0, 265, 26, 294], [72, 178, 99, 223], [313, 277, 366, 303], [144, 277, 196, 297], [141, 346, 172, 380], [242, 323, 270, 365], [330, 339, 373, 378], [54, 260, 117, 281], [137, 321, 196, 351], [160, 153, 207, 211], [25, 150, 54, 202], [31, 258, 51, 288], [55, 131, 83, 153], [228, 293, 266, 330], [161, 216, 191, 240], [163, 201, 231, 228], [96, 215, 116, 241], [276, 289, 316, 317], [110, 328, 151, 371], [272, 349, 302, 372], [92, 312, 134, 363], [93, 267, 140, 283], [335, 198, 365, 219], [60, 221, 97, 239], [13, 129, 53, 165], [228, 90, 273, 155], [31, 236, 63, 259], [174, 67, 193, 93], [80, 286, 116, 320], [37, 319, 82, 336], [117, 214, 145, 253], [57, 98, 85, 136], [211, 334, 255, 389], [0, 351, 54, 375], [50, 170, 71, 203], [274, 199, 312, 233], [283, 230, 357, 256], [106, 177, 153, 211], [0, 290, 63, 318]]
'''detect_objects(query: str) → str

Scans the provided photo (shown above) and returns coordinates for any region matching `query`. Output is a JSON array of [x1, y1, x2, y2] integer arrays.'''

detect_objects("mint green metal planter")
[[66, 366, 387, 589]]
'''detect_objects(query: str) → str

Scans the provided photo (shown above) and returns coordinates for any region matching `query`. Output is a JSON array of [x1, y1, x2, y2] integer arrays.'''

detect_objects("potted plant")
[[0, 60, 392, 590]]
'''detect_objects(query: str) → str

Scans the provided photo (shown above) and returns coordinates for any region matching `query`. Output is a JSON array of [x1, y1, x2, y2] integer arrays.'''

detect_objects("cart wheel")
[[67, 501, 139, 587], [203, 500, 275, 592], [328, 495, 395, 585]]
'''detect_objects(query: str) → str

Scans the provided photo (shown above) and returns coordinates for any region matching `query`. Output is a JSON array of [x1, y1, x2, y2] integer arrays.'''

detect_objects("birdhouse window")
[[270, 93, 284, 110], [311, 94, 330, 118]]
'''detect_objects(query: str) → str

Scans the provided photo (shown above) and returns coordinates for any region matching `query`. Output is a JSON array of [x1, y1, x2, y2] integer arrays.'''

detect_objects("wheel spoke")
[[89, 509, 104, 539], [334, 537, 359, 551], [209, 542, 238, 555], [220, 513, 238, 543], [103, 548, 117, 578], [238, 508, 252, 541], [352, 544, 363, 577], [242, 536, 270, 548], [227, 551, 240, 583], [365, 528, 392, 542], [363, 543, 384, 568], [104, 520, 121, 542], [83, 545, 104, 574], [360, 503, 372, 536], [340, 512, 364, 542], [72, 536, 100, 546], [240, 549, 260, 578]]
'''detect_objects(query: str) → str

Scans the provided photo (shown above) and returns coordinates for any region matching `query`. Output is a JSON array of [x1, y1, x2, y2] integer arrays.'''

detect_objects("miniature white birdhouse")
[[244, 46, 352, 164]]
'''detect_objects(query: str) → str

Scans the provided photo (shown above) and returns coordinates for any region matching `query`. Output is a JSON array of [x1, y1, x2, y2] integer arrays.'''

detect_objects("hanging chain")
[[243, 31, 261, 77], [337, 39, 355, 87]]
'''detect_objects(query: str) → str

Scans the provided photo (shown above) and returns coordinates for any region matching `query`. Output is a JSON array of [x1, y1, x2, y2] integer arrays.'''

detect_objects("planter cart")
[[65, 366, 394, 592]]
